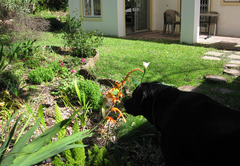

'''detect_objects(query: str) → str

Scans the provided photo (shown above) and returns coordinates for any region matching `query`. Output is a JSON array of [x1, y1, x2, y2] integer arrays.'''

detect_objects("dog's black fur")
[[124, 82, 240, 166]]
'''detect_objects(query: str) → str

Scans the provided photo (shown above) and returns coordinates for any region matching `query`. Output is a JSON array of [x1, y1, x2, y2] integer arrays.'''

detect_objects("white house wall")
[[69, 0, 124, 37], [151, 0, 179, 31], [212, 1, 240, 37]]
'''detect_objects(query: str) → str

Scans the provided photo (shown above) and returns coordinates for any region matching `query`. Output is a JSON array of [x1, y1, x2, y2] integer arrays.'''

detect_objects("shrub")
[[62, 15, 103, 58], [28, 67, 54, 84], [48, 60, 69, 78], [37, 0, 68, 11], [1, 62, 26, 86], [59, 78, 103, 111], [24, 58, 41, 69], [63, 56, 86, 68]]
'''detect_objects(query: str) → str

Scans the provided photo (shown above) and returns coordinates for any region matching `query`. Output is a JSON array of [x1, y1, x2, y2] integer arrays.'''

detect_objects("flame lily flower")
[[105, 116, 117, 124], [101, 68, 144, 124], [111, 107, 126, 123]]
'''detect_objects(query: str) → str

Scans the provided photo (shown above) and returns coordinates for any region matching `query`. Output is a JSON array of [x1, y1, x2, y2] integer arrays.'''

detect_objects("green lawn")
[[91, 37, 221, 87]]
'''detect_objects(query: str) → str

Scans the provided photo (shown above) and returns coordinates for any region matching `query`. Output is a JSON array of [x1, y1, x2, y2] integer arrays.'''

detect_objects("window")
[[83, 0, 101, 17], [221, 0, 240, 5]]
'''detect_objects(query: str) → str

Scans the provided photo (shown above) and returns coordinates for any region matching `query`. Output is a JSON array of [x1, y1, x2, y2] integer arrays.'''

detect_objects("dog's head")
[[124, 82, 169, 116]]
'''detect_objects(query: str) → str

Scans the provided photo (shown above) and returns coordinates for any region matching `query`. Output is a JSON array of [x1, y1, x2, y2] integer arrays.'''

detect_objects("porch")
[[122, 30, 240, 51]]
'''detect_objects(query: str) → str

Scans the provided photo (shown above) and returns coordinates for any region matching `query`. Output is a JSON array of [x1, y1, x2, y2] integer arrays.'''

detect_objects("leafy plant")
[[20, 38, 37, 59], [24, 58, 41, 69], [28, 67, 54, 84], [86, 144, 132, 166], [62, 56, 86, 68], [0, 45, 9, 75], [1, 61, 26, 86], [0, 90, 22, 117], [62, 14, 103, 58], [1, 78, 26, 96], [52, 118, 87, 166], [59, 78, 103, 111], [0, 104, 91, 166]]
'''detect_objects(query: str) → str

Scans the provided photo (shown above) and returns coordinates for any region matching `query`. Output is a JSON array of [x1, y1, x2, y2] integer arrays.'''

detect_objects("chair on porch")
[[200, 11, 219, 36], [163, 9, 181, 35]]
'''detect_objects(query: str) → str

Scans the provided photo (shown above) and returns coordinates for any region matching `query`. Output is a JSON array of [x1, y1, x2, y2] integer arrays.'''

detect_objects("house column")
[[180, 0, 200, 44]]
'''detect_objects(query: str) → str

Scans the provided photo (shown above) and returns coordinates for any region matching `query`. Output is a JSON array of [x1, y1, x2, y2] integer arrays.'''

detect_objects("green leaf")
[[14, 113, 33, 144], [74, 80, 82, 105], [0, 114, 23, 162], [1, 109, 20, 135], [38, 105, 47, 130], [132, 78, 140, 87], [1, 117, 42, 166], [11, 130, 91, 166]]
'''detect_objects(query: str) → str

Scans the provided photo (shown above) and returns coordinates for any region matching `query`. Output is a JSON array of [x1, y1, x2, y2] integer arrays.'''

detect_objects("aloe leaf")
[[1, 110, 20, 134], [16, 144, 87, 166], [11, 130, 91, 166], [14, 114, 33, 145], [0, 114, 23, 162], [1, 117, 42, 166], [38, 105, 47, 130], [15, 108, 80, 155], [74, 80, 82, 105]]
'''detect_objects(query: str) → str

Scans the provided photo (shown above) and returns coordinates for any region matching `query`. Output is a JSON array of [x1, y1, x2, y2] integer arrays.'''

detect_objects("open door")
[[135, 0, 149, 32], [125, 0, 149, 35]]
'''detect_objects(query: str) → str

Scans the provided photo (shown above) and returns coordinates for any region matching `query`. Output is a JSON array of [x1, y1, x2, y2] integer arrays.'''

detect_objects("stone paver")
[[236, 52, 240, 55], [204, 51, 223, 57], [224, 63, 240, 69], [201, 56, 221, 61], [178, 85, 200, 92], [205, 75, 227, 83], [229, 60, 240, 64], [228, 54, 240, 60], [223, 69, 240, 76]]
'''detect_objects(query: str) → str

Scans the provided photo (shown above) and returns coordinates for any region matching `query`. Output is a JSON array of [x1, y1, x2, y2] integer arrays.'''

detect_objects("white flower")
[[143, 62, 150, 69]]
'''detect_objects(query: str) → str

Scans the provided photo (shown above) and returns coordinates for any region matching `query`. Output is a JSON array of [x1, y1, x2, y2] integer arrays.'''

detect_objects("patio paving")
[[123, 30, 240, 51]]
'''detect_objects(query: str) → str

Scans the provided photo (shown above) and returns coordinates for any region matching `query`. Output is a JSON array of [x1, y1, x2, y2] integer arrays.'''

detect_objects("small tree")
[[62, 14, 103, 58]]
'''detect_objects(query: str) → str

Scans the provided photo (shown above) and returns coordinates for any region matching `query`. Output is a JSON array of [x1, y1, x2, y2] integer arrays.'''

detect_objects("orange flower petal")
[[105, 116, 117, 124]]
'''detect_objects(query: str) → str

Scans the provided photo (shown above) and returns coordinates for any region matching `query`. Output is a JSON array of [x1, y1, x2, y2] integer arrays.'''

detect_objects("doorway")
[[125, 0, 150, 35]]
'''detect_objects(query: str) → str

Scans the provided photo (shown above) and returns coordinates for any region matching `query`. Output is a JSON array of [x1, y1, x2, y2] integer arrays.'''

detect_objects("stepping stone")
[[204, 51, 223, 57], [224, 63, 240, 69], [235, 52, 240, 55], [223, 69, 240, 76], [201, 56, 221, 61], [228, 54, 240, 60], [211, 87, 235, 94], [178, 85, 200, 92], [229, 60, 240, 64], [205, 75, 227, 83]]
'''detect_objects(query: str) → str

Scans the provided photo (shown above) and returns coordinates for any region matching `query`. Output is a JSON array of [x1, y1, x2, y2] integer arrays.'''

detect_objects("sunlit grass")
[[91, 37, 222, 88]]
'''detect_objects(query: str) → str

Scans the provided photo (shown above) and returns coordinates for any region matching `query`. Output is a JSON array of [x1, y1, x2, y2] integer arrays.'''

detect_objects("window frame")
[[82, 0, 102, 19], [221, 0, 240, 5]]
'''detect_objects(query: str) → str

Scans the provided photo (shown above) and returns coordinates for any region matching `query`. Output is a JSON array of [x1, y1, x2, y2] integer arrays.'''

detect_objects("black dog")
[[124, 82, 240, 166]]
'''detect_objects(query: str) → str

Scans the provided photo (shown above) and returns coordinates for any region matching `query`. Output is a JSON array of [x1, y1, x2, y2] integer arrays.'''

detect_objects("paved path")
[[202, 51, 240, 64]]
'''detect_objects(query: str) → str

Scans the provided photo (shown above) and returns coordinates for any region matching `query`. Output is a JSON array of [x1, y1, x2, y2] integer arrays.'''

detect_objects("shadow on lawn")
[[197, 75, 240, 110]]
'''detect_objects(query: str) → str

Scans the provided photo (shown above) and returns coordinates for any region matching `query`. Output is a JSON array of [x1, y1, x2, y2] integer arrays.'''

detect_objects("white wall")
[[69, 0, 124, 37], [151, 0, 179, 31], [212, 1, 240, 37]]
